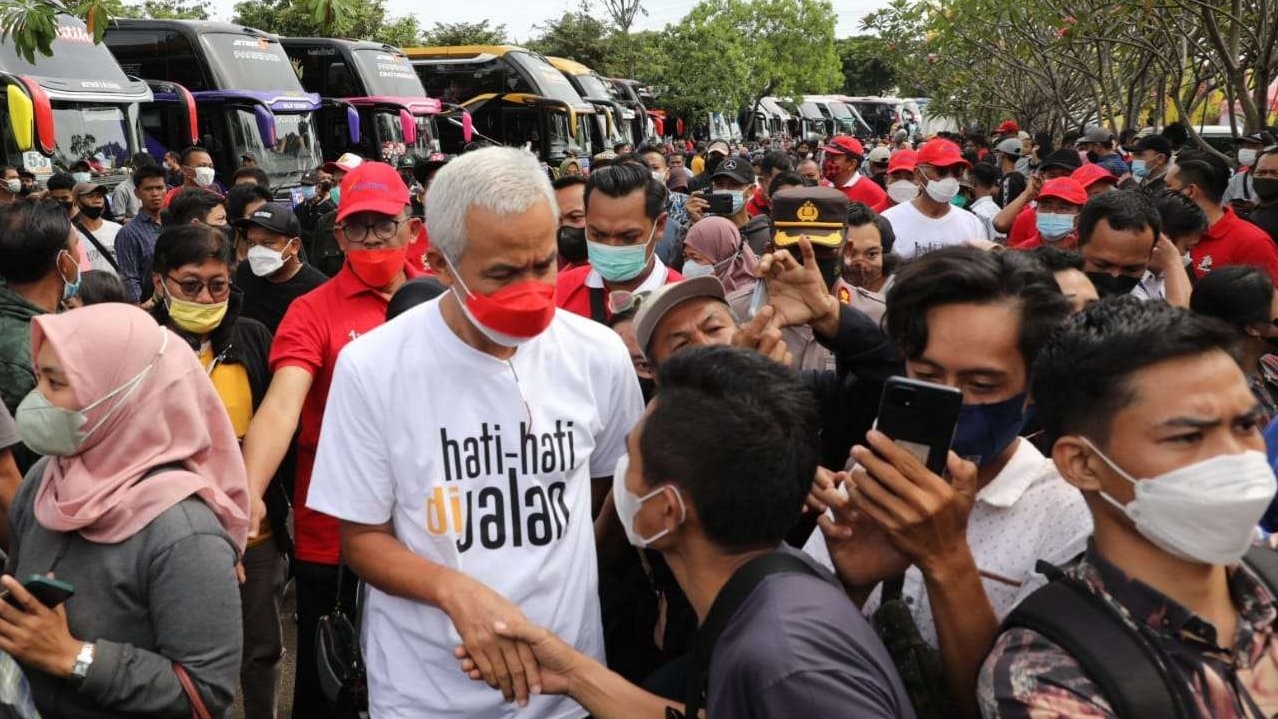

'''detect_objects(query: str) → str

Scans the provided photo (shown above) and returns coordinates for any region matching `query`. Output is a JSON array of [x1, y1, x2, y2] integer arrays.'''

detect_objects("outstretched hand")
[[456, 620, 581, 699], [755, 236, 840, 336], [731, 305, 793, 366]]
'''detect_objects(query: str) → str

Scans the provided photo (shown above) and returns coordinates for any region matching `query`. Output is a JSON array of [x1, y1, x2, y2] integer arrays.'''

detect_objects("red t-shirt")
[[746, 193, 769, 218], [1190, 206, 1278, 282], [406, 225, 431, 273], [269, 261, 420, 564], [162, 184, 223, 208], [556, 261, 682, 322], [838, 176, 889, 213], [1007, 206, 1037, 247]]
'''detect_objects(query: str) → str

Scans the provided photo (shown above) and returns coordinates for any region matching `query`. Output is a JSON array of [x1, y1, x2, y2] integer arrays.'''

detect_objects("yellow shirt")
[[692, 154, 705, 176], [199, 344, 270, 545]]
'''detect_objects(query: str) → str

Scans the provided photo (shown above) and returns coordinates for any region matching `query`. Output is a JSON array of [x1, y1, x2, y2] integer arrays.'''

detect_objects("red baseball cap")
[[322, 152, 363, 174], [1038, 178, 1088, 206], [822, 136, 865, 158], [914, 139, 970, 169], [336, 162, 410, 222], [996, 119, 1019, 134], [1070, 163, 1117, 190], [887, 149, 917, 175]]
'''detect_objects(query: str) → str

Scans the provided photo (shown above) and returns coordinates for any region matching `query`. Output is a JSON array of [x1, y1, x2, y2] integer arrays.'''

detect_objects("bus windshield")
[[0, 19, 132, 90], [351, 49, 428, 98], [575, 73, 613, 102], [228, 109, 320, 187], [368, 109, 439, 164], [508, 52, 588, 108], [51, 103, 135, 176], [202, 33, 308, 94]]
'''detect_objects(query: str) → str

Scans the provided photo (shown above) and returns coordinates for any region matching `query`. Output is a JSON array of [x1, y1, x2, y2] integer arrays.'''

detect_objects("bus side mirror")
[[462, 110, 473, 143], [254, 105, 277, 148], [346, 106, 360, 145], [7, 85, 34, 152], [400, 108, 416, 145]]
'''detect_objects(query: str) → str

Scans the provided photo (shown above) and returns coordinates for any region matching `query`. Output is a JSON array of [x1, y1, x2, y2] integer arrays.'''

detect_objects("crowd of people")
[[0, 115, 1277, 719]]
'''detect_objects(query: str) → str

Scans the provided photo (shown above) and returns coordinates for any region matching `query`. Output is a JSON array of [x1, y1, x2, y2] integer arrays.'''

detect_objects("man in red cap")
[[881, 138, 987, 257], [884, 149, 918, 206], [994, 119, 1019, 141], [821, 136, 889, 212], [240, 160, 421, 718], [1071, 163, 1119, 198], [1011, 178, 1088, 249]]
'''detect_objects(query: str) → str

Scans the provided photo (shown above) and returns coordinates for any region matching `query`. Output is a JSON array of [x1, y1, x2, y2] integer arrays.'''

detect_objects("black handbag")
[[315, 564, 368, 718]]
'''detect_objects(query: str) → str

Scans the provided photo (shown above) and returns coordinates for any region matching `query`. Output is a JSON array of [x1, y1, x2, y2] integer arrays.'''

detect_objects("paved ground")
[[232, 581, 297, 719]]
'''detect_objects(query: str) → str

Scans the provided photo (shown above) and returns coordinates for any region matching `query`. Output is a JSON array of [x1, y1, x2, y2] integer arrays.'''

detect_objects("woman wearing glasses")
[[149, 223, 288, 717]]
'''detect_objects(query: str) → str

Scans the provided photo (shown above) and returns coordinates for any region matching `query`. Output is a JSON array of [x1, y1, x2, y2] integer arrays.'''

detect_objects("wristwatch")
[[68, 642, 94, 686]]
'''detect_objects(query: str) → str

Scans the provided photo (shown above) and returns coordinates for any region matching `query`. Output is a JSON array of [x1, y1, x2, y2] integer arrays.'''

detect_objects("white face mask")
[[246, 242, 291, 277], [3, 179, 19, 194], [71, 172, 91, 184], [193, 167, 216, 188], [923, 176, 961, 204], [612, 454, 685, 548], [1083, 438, 1275, 565], [1238, 148, 1258, 167], [887, 179, 920, 204]]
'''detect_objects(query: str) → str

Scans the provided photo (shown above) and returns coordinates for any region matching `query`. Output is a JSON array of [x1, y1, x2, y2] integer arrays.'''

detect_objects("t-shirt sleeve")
[[307, 349, 395, 524], [589, 333, 644, 478], [269, 297, 325, 375], [752, 668, 906, 719]]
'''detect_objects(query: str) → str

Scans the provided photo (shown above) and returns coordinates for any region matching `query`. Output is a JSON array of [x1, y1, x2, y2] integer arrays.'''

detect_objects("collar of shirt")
[[842, 173, 862, 190], [134, 207, 162, 226], [976, 438, 1047, 508], [585, 256, 670, 290], [334, 260, 420, 299], [1204, 205, 1244, 242], [1080, 542, 1278, 649]]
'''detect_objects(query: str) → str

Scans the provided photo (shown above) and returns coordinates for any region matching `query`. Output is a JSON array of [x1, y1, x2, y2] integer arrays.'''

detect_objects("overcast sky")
[[204, 0, 889, 41]]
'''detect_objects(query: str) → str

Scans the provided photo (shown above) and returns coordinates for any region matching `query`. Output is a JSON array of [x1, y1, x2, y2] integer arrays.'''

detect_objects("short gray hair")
[[425, 147, 557, 261]]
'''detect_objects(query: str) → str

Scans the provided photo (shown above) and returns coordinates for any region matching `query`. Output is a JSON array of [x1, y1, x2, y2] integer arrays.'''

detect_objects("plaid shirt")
[[979, 544, 1278, 718]]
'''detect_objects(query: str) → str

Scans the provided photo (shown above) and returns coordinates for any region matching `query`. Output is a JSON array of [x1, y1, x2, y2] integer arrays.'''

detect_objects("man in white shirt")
[[881, 138, 988, 258], [72, 182, 122, 275], [804, 246, 1092, 715], [307, 147, 644, 718], [968, 163, 1004, 242]]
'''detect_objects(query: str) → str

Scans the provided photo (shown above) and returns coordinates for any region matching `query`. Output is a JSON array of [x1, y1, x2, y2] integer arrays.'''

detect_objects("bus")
[[0, 15, 153, 186], [546, 56, 631, 150], [843, 96, 903, 139], [405, 45, 598, 171], [607, 77, 654, 143], [103, 20, 323, 195]]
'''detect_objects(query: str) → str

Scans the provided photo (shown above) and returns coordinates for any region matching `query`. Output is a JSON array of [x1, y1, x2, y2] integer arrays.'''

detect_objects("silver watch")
[[69, 642, 94, 684]]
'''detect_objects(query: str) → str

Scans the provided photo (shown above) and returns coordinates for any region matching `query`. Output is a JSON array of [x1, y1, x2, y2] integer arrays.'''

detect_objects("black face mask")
[[1086, 151, 1100, 164], [78, 204, 104, 220], [1254, 177, 1278, 203], [638, 376, 656, 405], [816, 256, 842, 289], [1085, 271, 1140, 298], [1266, 336, 1278, 353], [557, 225, 588, 263]]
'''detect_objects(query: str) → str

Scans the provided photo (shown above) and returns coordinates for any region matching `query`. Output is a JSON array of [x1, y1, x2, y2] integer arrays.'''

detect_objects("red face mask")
[[822, 159, 841, 181], [347, 247, 406, 288], [446, 256, 556, 347]]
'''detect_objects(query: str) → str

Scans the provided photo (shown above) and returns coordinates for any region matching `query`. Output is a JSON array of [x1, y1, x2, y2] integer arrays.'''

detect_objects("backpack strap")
[[1242, 545, 1278, 597], [683, 552, 820, 718], [72, 218, 121, 273], [1001, 560, 1193, 719], [588, 286, 608, 324]]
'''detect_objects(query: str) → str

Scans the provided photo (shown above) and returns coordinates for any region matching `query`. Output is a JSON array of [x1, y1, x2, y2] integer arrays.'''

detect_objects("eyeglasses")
[[336, 216, 407, 245], [167, 275, 230, 298], [608, 290, 651, 316]]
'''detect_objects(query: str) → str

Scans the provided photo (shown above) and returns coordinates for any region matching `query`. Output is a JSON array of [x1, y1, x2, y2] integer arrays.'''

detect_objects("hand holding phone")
[[873, 376, 962, 475], [704, 191, 734, 215], [1, 575, 75, 609]]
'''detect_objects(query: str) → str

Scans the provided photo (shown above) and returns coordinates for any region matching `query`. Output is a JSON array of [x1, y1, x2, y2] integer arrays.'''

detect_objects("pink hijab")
[[685, 216, 759, 293], [30, 304, 250, 550]]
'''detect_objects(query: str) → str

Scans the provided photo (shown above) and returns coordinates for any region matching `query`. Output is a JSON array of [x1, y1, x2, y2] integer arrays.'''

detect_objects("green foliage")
[[0, 0, 60, 63], [108, 0, 211, 20], [232, 0, 420, 47], [526, 9, 613, 71], [419, 20, 509, 47], [835, 36, 896, 96]]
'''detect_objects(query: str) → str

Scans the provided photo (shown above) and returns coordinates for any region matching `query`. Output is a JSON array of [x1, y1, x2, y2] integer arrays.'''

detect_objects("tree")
[[232, 0, 420, 48], [835, 36, 896, 96], [419, 20, 509, 47], [107, 0, 210, 20], [599, 0, 646, 76], [526, 8, 613, 71]]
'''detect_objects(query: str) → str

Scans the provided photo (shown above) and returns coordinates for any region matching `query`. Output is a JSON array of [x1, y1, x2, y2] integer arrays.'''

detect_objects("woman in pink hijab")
[[681, 216, 759, 294], [5, 303, 247, 718]]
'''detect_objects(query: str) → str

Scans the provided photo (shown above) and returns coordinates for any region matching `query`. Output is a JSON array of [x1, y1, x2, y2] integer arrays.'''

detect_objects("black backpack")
[[1000, 546, 1278, 719]]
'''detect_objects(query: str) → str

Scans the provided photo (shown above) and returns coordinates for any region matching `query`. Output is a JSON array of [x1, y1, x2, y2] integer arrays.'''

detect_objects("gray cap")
[[1076, 126, 1114, 145], [996, 138, 1023, 156], [867, 146, 892, 164], [634, 276, 728, 362]]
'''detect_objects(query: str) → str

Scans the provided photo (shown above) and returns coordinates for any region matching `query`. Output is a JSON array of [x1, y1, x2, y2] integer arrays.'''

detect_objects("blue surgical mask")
[[1130, 159, 1148, 180], [1036, 212, 1075, 241], [587, 223, 657, 283], [300, 185, 316, 200], [731, 190, 747, 215], [59, 250, 81, 301], [681, 260, 715, 278], [951, 392, 1027, 466]]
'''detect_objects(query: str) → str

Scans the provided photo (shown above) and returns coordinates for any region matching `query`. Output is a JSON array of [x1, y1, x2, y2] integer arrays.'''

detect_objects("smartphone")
[[704, 191, 734, 215], [874, 376, 963, 475], [1, 576, 75, 609]]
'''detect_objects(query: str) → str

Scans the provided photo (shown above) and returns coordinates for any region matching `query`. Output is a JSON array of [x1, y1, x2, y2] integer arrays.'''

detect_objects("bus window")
[[50, 104, 133, 176], [287, 44, 358, 97], [105, 29, 209, 91], [415, 60, 527, 105]]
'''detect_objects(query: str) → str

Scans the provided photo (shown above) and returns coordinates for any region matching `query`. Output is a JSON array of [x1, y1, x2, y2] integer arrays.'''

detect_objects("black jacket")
[[152, 291, 294, 554]]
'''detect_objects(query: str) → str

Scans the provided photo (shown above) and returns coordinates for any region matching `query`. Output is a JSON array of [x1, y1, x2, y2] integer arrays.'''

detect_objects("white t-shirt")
[[969, 196, 1003, 242], [80, 220, 122, 275], [881, 200, 989, 258], [308, 298, 643, 719]]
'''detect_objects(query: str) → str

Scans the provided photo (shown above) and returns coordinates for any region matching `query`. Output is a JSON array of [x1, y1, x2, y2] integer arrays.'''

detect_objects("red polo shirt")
[[746, 193, 769, 217], [557, 259, 682, 322], [1007, 206, 1037, 246], [269, 261, 420, 565], [838, 174, 889, 212], [1190, 206, 1278, 282]]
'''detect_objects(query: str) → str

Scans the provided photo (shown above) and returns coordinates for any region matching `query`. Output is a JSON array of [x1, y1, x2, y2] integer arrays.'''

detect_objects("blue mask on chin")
[[951, 392, 1028, 466]]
